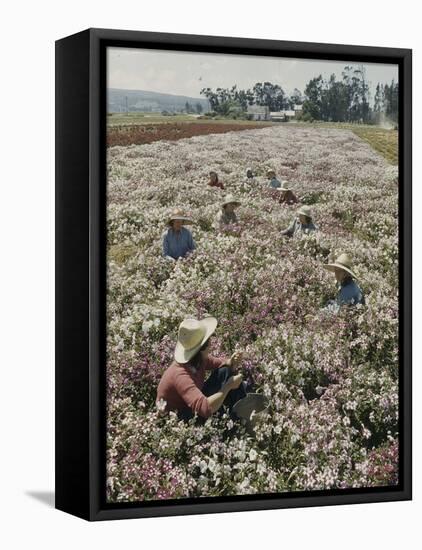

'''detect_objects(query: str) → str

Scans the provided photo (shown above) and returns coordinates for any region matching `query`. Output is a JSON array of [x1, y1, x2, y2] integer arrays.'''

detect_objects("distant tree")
[[383, 80, 399, 122], [200, 88, 219, 111], [341, 65, 370, 122], [302, 76, 324, 120], [195, 102, 203, 114], [288, 88, 303, 109], [216, 87, 230, 105], [356, 65, 370, 122], [374, 83, 382, 113], [321, 75, 348, 121], [301, 67, 372, 123], [235, 89, 247, 110], [200, 86, 246, 116], [253, 82, 287, 110]]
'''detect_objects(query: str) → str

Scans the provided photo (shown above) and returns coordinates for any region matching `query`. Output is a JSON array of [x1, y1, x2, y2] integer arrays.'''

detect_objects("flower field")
[[106, 125, 399, 502]]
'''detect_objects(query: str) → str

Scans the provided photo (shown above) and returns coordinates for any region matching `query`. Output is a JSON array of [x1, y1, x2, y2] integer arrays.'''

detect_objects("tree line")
[[199, 65, 399, 124], [373, 81, 399, 123], [301, 66, 398, 124], [200, 83, 302, 116]]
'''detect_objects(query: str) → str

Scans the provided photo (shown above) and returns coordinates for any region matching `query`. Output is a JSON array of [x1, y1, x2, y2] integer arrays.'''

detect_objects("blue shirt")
[[283, 218, 317, 237], [269, 177, 282, 189], [162, 227, 196, 260], [337, 278, 365, 306]]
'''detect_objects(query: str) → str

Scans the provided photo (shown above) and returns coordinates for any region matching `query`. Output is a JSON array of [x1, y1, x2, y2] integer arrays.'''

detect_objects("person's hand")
[[228, 351, 244, 372], [226, 373, 243, 391]]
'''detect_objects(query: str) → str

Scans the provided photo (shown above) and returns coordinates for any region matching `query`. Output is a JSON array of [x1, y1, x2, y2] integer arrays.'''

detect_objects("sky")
[[107, 47, 398, 102]]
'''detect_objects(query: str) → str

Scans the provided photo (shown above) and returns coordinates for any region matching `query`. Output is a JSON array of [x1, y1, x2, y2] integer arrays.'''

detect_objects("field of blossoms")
[[106, 124, 399, 502]]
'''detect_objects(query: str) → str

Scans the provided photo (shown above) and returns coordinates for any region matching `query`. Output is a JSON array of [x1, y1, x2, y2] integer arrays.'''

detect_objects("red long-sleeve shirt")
[[279, 190, 298, 204], [208, 180, 225, 190], [156, 355, 227, 418]]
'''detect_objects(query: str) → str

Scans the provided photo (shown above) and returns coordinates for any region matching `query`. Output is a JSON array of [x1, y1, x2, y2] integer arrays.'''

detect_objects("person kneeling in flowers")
[[162, 208, 196, 261], [323, 253, 365, 311], [266, 169, 282, 189], [246, 167, 255, 181], [208, 170, 225, 190], [281, 205, 317, 237], [241, 168, 257, 192], [216, 194, 241, 229], [156, 317, 246, 420], [266, 170, 298, 204], [277, 182, 298, 205]]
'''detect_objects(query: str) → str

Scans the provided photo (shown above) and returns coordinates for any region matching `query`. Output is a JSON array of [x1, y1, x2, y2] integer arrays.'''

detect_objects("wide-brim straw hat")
[[232, 393, 269, 422], [297, 205, 312, 218], [323, 253, 358, 279], [277, 184, 290, 192], [269, 177, 289, 191], [174, 317, 217, 364], [276, 183, 290, 192], [222, 194, 241, 208], [167, 208, 192, 226]]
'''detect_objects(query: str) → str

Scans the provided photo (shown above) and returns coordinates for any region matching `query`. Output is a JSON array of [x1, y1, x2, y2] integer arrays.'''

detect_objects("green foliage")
[[200, 82, 293, 113]]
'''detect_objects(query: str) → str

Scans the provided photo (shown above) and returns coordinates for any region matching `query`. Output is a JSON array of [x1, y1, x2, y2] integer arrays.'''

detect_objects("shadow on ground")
[[26, 491, 55, 508]]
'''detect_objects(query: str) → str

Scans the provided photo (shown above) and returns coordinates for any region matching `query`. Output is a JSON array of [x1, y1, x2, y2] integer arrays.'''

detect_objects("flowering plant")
[[107, 125, 398, 502]]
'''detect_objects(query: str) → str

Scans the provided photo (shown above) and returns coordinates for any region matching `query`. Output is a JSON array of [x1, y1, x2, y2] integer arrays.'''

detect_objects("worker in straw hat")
[[241, 167, 257, 192], [266, 170, 298, 204], [156, 317, 247, 420], [276, 182, 298, 205], [216, 194, 241, 229], [281, 204, 317, 237], [323, 253, 365, 309], [162, 208, 196, 260], [266, 169, 282, 189], [208, 170, 225, 190], [246, 167, 254, 180]]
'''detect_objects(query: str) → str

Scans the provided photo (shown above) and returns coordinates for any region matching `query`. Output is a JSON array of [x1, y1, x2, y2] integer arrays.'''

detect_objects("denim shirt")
[[162, 227, 196, 260], [269, 177, 282, 189], [337, 278, 365, 306], [217, 210, 238, 227], [283, 217, 317, 237]]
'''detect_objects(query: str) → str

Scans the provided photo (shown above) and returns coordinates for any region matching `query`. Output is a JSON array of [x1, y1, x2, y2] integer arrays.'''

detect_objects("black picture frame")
[[55, 27, 412, 521]]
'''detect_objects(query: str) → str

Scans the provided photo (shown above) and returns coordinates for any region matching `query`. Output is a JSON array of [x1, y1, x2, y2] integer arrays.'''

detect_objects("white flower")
[[249, 449, 258, 461], [238, 478, 251, 494], [142, 320, 153, 333], [155, 399, 167, 413]]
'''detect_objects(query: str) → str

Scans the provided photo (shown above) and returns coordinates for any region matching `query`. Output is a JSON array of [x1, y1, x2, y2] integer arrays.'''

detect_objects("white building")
[[270, 110, 295, 121], [247, 105, 270, 121], [270, 105, 303, 121]]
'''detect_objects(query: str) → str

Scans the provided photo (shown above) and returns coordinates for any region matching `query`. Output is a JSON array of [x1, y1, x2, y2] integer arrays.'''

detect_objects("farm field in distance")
[[107, 112, 273, 126], [107, 113, 398, 165], [296, 122, 398, 165], [107, 121, 273, 147]]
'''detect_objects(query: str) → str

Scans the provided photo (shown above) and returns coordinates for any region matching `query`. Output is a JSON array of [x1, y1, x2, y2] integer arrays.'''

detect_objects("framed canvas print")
[[55, 28, 412, 521]]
